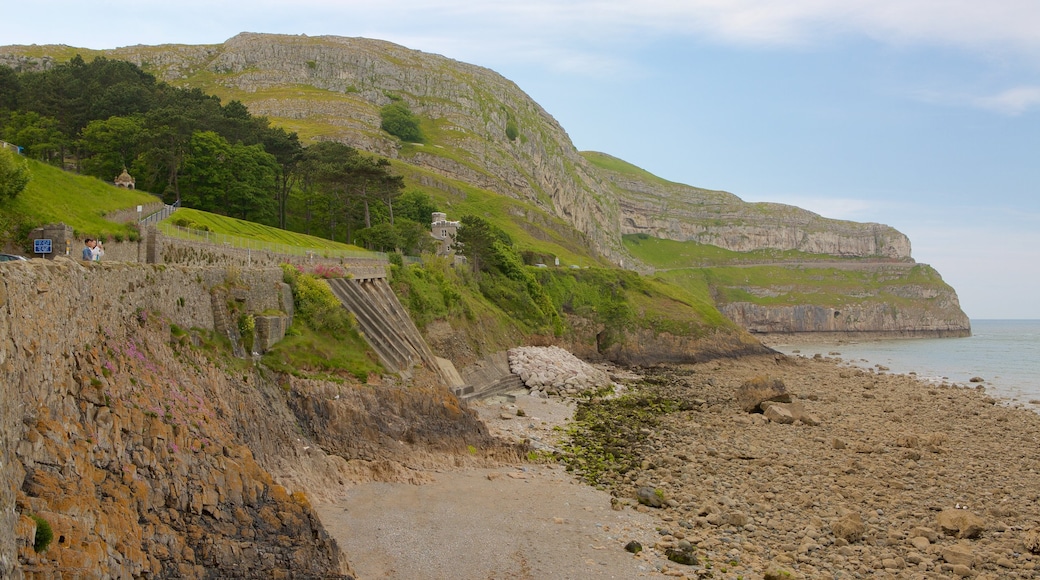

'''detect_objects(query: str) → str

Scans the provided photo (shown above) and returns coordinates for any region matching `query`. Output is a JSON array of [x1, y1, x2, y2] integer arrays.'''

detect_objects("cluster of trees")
[[454, 215, 562, 331], [0, 56, 437, 252]]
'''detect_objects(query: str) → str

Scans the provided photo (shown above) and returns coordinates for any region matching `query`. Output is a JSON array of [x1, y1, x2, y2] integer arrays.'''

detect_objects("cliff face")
[[0, 34, 970, 335], [614, 180, 912, 259], [712, 264, 971, 337], [100, 33, 626, 264], [0, 259, 345, 578], [0, 259, 503, 579]]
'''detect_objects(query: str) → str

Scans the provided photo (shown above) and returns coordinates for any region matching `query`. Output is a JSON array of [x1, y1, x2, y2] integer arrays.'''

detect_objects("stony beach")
[[318, 350, 1040, 579]]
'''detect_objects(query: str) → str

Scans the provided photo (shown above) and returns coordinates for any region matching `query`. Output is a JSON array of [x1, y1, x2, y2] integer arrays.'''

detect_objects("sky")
[[3, 1, 1040, 318]]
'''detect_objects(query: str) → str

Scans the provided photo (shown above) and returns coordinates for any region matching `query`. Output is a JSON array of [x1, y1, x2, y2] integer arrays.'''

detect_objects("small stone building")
[[431, 212, 459, 255], [114, 168, 135, 189]]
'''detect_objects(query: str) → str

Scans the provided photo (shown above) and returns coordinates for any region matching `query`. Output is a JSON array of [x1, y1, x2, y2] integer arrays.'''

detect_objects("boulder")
[[942, 544, 974, 567], [937, 508, 985, 539], [831, 513, 866, 543], [764, 404, 796, 424], [736, 375, 792, 413], [636, 487, 665, 508], [1024, 528, 1040, 554]]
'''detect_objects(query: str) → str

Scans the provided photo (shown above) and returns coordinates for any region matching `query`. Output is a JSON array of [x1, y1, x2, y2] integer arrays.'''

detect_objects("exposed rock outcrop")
[[0, 259, 505, 579]]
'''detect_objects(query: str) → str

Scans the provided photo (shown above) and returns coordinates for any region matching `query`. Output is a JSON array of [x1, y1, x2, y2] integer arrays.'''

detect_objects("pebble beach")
[[319, 351, 1040, 579]]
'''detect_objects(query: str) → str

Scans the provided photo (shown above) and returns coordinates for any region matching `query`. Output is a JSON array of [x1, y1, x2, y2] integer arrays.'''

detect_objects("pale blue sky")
[[4, 1, 1040, 318]]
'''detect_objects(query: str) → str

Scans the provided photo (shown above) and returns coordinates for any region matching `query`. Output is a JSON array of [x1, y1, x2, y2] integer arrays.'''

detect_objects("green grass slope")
[[164, 208, 371, 254], [1, 158, 159, 247]]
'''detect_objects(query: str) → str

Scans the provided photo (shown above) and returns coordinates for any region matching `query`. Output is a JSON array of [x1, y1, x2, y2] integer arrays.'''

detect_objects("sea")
[[766, 319, 1040, 406]]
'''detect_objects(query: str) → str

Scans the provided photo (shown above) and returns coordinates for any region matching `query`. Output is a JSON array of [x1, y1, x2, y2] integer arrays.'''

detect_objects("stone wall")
[[146, 228, 389, 280], [0, 259, 345, 578]]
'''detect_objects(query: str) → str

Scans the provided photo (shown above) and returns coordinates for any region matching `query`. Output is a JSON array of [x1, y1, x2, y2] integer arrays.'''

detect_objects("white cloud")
[[973, 86, 1040, 115], [293, 0, 1040, 54]]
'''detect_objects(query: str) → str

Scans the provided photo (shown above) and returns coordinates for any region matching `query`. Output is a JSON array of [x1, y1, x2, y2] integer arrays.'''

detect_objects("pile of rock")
[[507, 346, 611, 396]]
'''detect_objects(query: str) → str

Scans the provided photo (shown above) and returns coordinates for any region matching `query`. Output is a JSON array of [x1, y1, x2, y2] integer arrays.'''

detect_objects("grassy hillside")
[[0, 158, 159, 248], [623, 234, 881, 268], [165, 208, 370, 253], [392, 161, 608, 268]]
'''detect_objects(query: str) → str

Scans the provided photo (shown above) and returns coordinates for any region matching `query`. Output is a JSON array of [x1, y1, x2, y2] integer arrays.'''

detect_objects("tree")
[[355, 222, 400, 252], [0, 66, 20, 111], [224, 142, 278, 224], [395, 189, 438, 223], [379, 102, 424, 142], [454, 215, 512, 275], [0, 111, 66, 164], [394, 218, 439, 255], [296, 141, 361, 241], [261, 126, 303, 229], [79, 114, 144, 181], [178, 131, 277, 222], [0, 147, 30, 201]]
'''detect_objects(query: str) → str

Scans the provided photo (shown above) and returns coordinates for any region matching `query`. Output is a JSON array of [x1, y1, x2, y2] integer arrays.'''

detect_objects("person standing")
[[91, 239, 104, 262], [81, 238, 95, 261]]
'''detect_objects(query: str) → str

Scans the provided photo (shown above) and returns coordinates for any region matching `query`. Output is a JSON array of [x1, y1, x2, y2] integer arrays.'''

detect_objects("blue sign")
[[34, 239, 52, 254]]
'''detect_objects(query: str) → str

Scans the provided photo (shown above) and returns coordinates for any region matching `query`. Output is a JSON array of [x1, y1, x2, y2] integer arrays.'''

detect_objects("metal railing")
[[139, 203, 179, 226], [156, 221, 386, 261]]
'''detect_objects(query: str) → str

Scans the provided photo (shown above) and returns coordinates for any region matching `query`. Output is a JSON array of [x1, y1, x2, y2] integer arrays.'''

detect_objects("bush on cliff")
[[281, 263, 354, 334], [263, 264, 379, 381], [31, 514, 53, 553]]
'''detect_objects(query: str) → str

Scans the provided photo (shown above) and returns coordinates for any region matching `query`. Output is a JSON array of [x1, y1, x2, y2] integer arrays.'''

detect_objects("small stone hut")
[[114, 168, 135, 189]]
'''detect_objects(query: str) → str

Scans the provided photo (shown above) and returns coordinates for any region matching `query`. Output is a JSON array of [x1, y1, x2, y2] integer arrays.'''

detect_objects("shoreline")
[[315, 352, 1040, 579]]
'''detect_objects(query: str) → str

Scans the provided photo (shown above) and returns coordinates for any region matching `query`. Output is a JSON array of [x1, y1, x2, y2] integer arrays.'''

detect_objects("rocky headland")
[[0, 35, 972, 338]]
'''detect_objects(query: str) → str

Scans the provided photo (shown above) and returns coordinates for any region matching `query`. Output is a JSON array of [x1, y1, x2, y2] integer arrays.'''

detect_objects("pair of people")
[[81, 238, 104, 262]]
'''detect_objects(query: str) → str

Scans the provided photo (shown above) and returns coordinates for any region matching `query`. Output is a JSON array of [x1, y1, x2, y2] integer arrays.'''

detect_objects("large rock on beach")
[[735, 375, 792, 413], [937, 508, 986, 539]]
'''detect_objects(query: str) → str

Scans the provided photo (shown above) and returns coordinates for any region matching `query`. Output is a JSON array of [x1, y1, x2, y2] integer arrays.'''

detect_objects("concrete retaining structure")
[[326, 277, 464, 389]]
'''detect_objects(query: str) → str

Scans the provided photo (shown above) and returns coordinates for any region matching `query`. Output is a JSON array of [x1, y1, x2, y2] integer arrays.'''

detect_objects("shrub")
[[31, 514, 53, 552], [294, 272, 354, 334], [505, 121, 519, 141], [379, 102, 424, 143]]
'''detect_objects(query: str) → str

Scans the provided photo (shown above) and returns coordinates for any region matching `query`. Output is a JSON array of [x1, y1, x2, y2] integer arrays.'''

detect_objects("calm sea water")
[[767, 320, 1040, 404]]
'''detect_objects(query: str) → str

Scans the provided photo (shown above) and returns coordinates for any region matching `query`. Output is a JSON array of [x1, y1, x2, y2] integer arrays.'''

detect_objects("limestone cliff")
[[0, 34, 970, 335], [0, 259, 505, 579], [712, 263, 971, 337]]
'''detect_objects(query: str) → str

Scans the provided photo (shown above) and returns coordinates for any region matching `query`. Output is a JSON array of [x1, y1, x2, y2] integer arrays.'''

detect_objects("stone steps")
[[458, 373, 526, 402]]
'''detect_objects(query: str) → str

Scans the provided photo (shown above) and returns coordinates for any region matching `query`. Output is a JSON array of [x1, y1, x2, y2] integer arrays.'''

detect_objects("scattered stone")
[[969, 376, 985, 383], [735, 375, 792, 413], [508, 346, 611, 395], [763, 403, 796, 424], [909, 536, 930, 550], [665, 546, 698, 566], [624, 540, 642, 554], [1024, 528, 1040, 554], [942, 544, 973, 567]]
